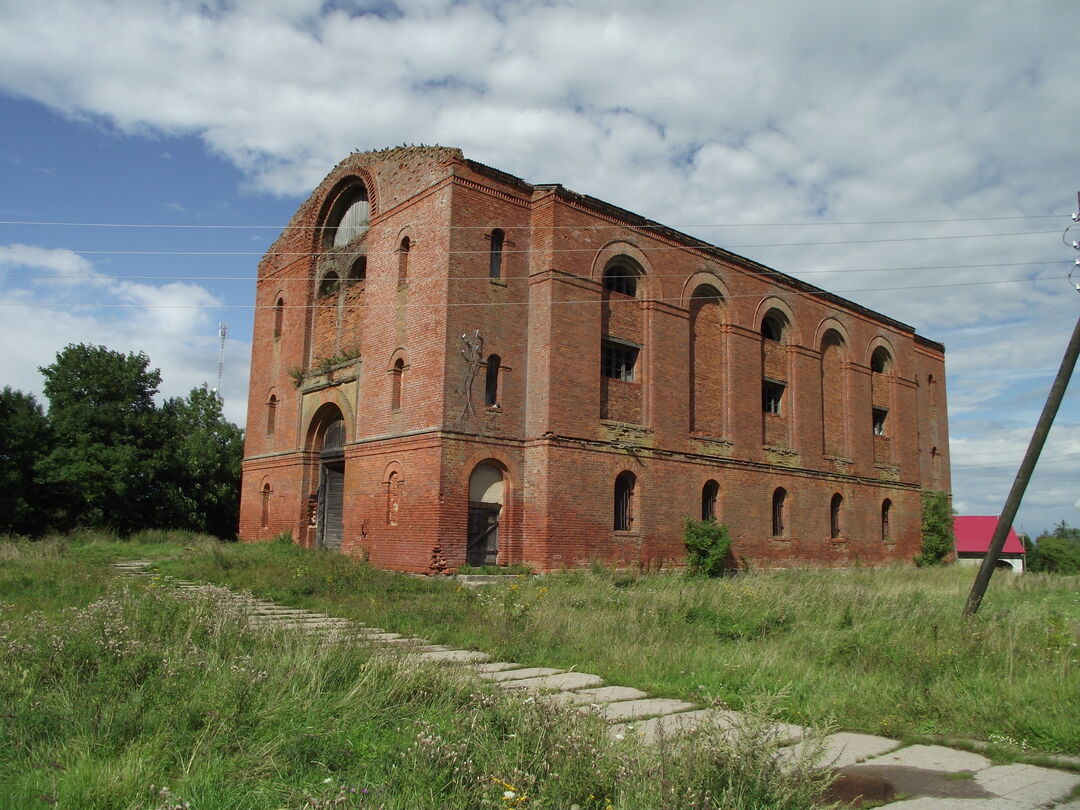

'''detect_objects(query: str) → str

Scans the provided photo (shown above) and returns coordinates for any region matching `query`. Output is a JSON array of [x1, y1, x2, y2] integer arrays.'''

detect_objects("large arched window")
[[830, 493, 843, 539], [614, 471, 636, 531], [603, 260, 639, 297], [489, 229, 504, 280], [325, 183, 370, 248], [689, 284, 725, 435], [701, 479, 719, 522], [771, 487, 787, 537], [820, 330, 846, 456], [273, 297, 284, 339], [318, 271, 340, 298], [485, 354, 501, 407]]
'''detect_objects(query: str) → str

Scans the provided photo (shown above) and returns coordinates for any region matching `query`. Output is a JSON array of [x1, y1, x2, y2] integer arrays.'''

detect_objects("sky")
[[0, 0, 1078, 536]]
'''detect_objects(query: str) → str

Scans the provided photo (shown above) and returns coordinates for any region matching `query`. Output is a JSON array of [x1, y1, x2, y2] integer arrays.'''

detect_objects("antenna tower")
[[216, 322, 229, 393]]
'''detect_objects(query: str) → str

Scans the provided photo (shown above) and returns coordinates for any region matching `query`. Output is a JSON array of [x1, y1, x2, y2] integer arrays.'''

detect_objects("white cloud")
[[0, 0, 1077, 529]]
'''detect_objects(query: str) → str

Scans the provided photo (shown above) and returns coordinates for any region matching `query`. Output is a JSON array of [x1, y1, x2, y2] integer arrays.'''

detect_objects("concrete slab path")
[[111, 561, 1080, 808]]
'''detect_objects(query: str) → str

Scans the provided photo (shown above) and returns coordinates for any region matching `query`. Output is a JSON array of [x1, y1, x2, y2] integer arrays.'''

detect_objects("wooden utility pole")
[[963, 202, 1080, 616]]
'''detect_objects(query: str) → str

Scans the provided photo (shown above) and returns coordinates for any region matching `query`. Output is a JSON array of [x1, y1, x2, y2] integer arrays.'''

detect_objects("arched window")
[[386, 470, 400, 525], [830, 493, 843, 539], [689, 285, 725, 435], [266, 393, 277, 437], [326, 183, 370, 248], [761, 314, 785, 342], [603, 261, 638, 297], [771, 487, 787, 537], [881, 499, 892, 542], [260, 482, 271, 528], [348, 256, 367, 285], [273, 297, 284, 339], [391, 358, 404, 411], [318, 271, 340, 297], [871, 346, 891, 374], [614, 471, 636, 531], [489, 229, 504, 280], [701, 479, 719, 522], [398, 236, 410, 286], [485, 354, 501, 407]]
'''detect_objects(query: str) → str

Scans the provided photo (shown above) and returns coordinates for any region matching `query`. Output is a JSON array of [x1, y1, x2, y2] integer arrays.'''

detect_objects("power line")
[[22, 228, 1058, 256], [1, 259, 1067, 284], [0, 273, 1066, 310], [0, 214, 1066, 230]]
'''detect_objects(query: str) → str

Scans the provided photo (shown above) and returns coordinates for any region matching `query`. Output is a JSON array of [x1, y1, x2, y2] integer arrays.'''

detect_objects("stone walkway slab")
[[495, 672, 604, 693], [417, 649, 493, 664], [594, 698, 696, 722], [479, 667, 564, 682], [861, 744, 992, 773], [779, 731, 900, 769], [471, 662, 522, 673], [610, 709, 716, 744], [881, 798, 1030, 809], [974, 763, 1080, 806], [552, 686, 650, 706]]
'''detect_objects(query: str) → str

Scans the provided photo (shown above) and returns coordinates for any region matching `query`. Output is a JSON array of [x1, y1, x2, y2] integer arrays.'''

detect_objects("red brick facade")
[[239, 146, 951, 572]]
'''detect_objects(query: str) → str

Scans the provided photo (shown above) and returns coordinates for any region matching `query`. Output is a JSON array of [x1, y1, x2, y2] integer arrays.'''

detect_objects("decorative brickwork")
[[239, 146, 951, 572]]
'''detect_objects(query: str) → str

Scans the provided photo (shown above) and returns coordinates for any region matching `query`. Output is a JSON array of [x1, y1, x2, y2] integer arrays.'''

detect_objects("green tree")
[[683, 518, 732, 577], [916, 489, 955, 566], [159, 385, 244, 539], [0, 386, 53, 535], [1028, 521, 1080, 574], [37, 344, 166, 533]]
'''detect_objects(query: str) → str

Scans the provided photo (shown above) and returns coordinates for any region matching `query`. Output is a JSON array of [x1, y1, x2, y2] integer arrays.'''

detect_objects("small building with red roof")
[[953, 516, 1026, 573]]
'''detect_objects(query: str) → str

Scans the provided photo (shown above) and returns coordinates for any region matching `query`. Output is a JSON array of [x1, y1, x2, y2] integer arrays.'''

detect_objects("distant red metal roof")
[[953, 516, 1025, 555]]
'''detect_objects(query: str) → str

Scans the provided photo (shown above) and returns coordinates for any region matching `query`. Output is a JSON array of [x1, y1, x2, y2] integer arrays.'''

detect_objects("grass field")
[[0, 533, 834, 809], [3, 532, 1078, 807]]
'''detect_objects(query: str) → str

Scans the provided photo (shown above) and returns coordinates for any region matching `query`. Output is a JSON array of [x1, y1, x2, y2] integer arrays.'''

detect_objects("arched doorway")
[[316, 416, 346, 551], [467, 463, 504, 566]]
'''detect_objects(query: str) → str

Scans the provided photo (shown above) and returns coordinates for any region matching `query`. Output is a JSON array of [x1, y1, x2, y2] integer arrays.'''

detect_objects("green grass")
[[0, 535, 835, 809], [146, 539, 1080, 756]]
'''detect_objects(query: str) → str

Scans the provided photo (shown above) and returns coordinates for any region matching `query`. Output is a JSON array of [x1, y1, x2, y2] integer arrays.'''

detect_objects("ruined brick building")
[[239, 146, 950, 571]]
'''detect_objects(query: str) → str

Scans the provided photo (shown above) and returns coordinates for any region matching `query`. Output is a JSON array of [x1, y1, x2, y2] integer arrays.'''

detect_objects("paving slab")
[[495, 672, 604, 693], [778, 732, 900, 769], [861, 744, 992, 773], [609, 709, 715, 744], [973, 763, 1080, 805], [551, 686, 650, 707], [417, 649, 493, 664], [359, 632, 404, 641], [478, 667, 564, 682], [471, 662, 522, 673], [592, 698, 697, 722], [880, 798, 1029, 809]]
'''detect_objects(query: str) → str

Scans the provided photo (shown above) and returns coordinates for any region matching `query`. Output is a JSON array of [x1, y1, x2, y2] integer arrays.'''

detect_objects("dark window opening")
[[772, 487, 786, 537], [873, 407, 888, 436], [603, 264, 638, 297], [348, 256, 367, 285], [702, 479, 719, 522], [614, 471, 636, 531], [761, 316, 783, 341], [871, 347, 891, 373], [273, 297, 284, 339], [326, 184, 370, 248], [830, 493, 843, 539], [763, 380, 785, 414], [602, 342, 638, 382], [489, 229, 504, 279], [881, 499, 892, 542], [398, 237, 410, 286], [485, 354, 501, 407], [318, 271, 340, 297], [391, 358, 404, 411], [266, 394, 277, 437]]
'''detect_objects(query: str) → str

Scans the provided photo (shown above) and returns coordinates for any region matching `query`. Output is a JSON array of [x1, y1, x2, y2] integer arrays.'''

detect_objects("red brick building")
[[239, 146, 950, 571]]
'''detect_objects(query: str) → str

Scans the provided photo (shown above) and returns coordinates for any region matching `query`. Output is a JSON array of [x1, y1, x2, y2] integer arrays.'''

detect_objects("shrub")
[[916, 490, 955, 566], [684, 519, 732, 577]]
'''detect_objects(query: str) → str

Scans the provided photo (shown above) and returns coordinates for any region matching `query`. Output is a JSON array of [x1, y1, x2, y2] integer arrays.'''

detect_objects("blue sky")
[[0, 0, 1077, 535]]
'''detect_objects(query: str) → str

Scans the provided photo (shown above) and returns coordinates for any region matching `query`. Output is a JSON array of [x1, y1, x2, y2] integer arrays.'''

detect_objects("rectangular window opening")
[[602, 342, 638, 382], [873, 407, 888, 436], [763, 380, 785, 414]]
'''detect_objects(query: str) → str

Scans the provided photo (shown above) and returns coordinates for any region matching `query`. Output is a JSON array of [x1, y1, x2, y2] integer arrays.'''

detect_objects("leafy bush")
[[684, 519, 732, 577], [916, 490, 955, 566]]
